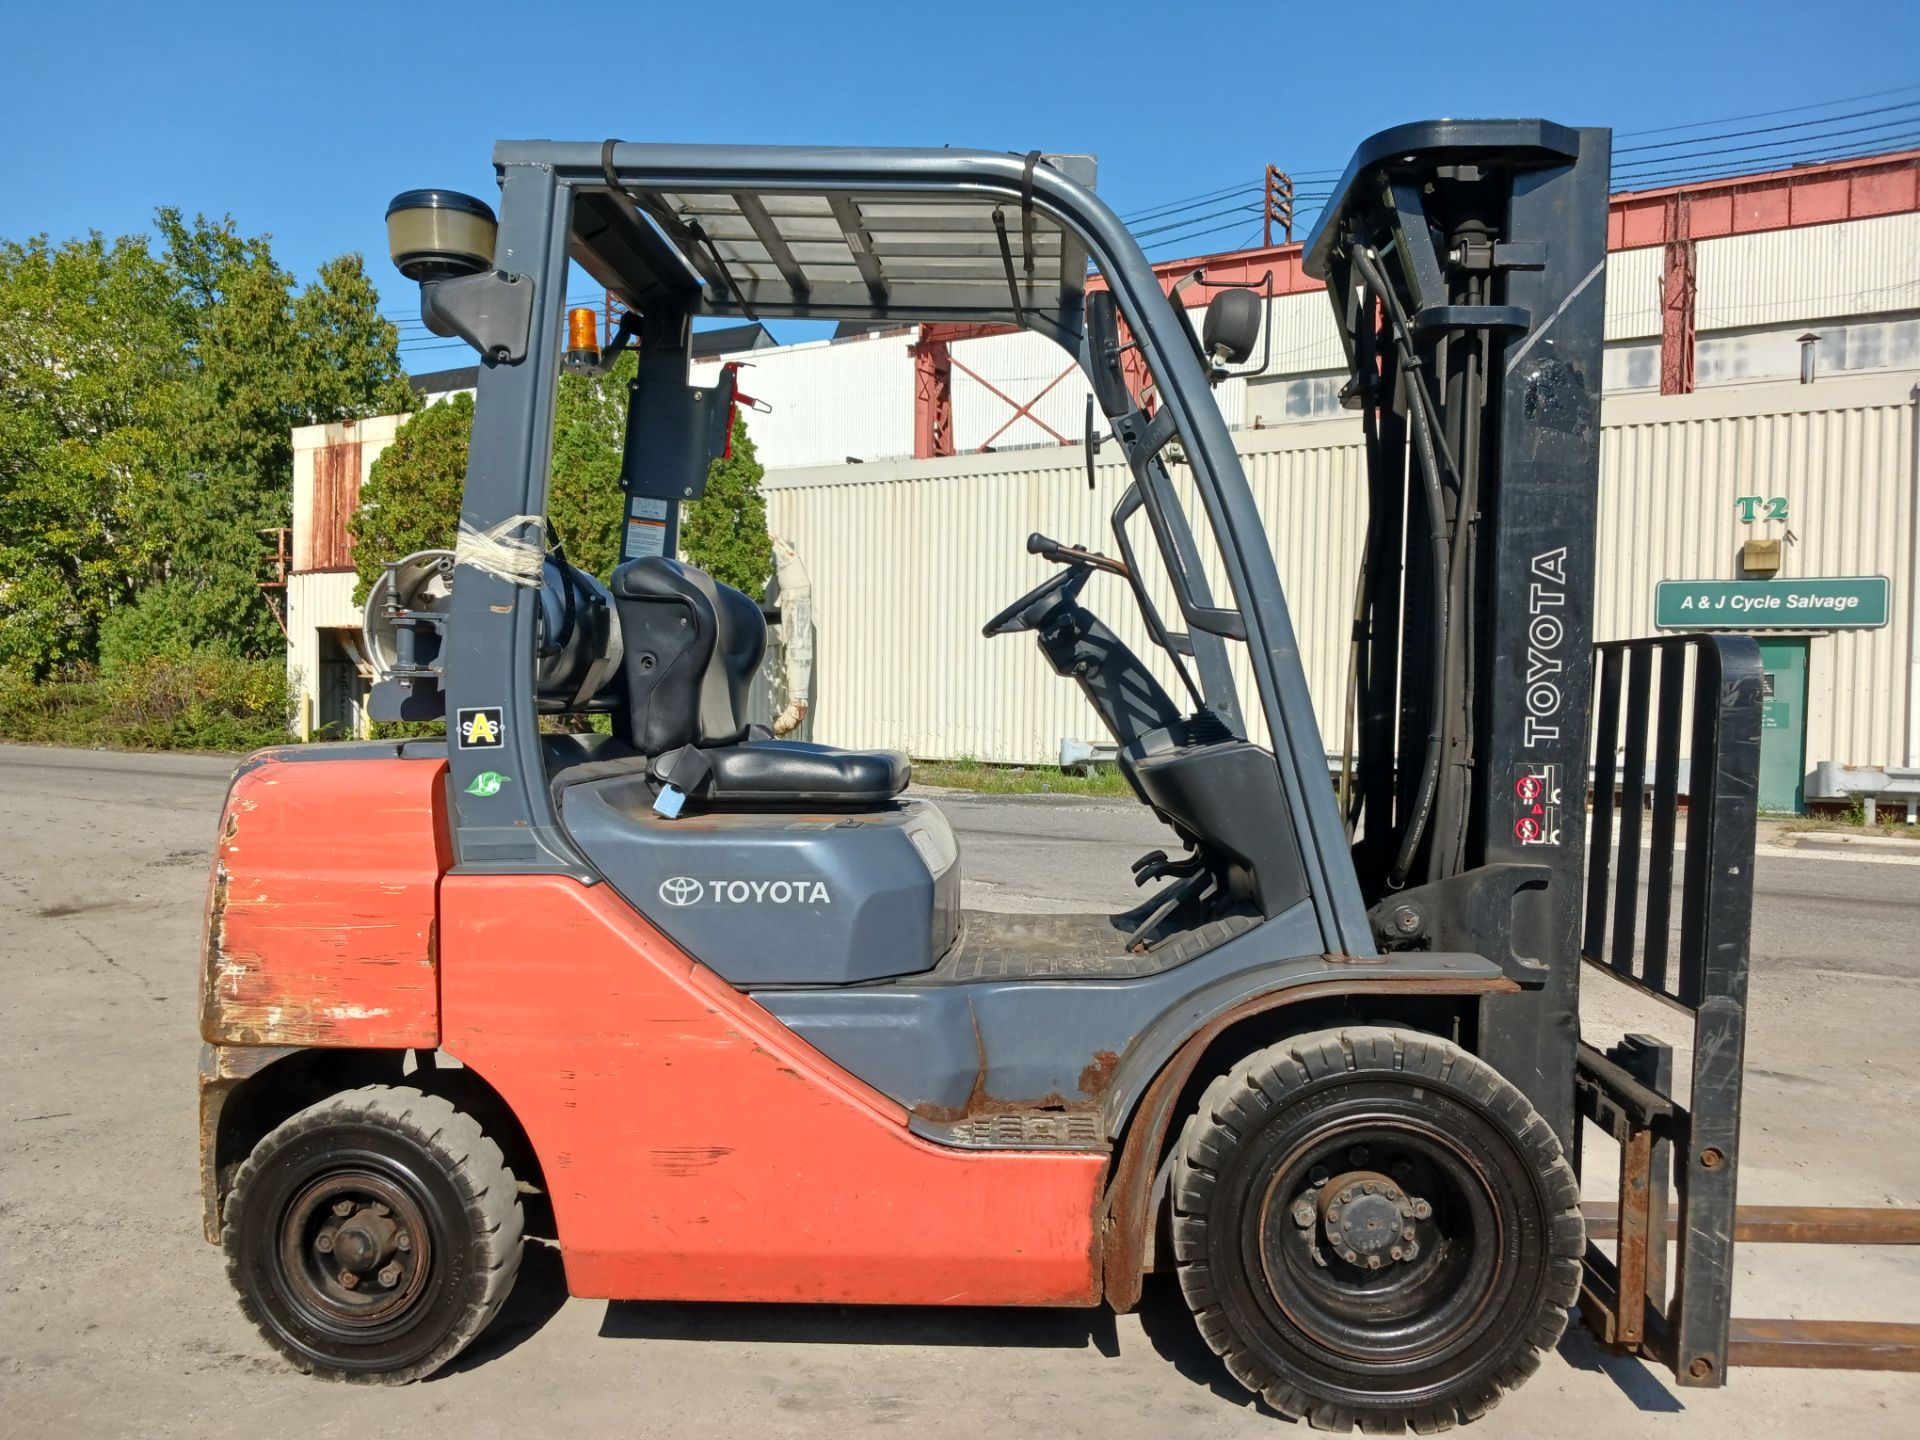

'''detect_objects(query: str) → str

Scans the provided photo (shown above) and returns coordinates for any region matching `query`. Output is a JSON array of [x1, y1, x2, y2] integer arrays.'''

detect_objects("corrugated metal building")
[[760, 373, 1916, 801], [287, 148, 1920, 807]]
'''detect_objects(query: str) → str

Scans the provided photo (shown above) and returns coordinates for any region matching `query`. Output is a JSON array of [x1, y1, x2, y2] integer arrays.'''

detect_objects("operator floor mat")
[[927, 909, 1259, 983]]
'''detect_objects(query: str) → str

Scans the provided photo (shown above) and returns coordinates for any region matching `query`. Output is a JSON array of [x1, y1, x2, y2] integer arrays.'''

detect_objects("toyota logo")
[[659, 876, 704, 906]]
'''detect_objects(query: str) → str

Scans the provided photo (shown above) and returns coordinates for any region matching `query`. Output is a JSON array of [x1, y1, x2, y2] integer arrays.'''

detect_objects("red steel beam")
[[906, 148, 1920, 446]]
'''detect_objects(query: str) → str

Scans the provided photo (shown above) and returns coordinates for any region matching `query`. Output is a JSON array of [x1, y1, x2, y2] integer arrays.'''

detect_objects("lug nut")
[[338, 1271, 359, 1289], [332, 1200, 356, 1218], [1402, 1226, 1416, 1241], [315, 1232, 335, 1254], [1390, 1246, 1404, 1261], [371, 1203, 390, 1217], [378, 1261, 403, 1288], [1292, 1201, 1317, 1228], [1326, 1206, 1342, 1222], [1411, 1198, 1432, 1220], [395, 1232, 412, 1253], [1366, 1254, 1383, 1270], [1403, 1240, 1420, 1260]]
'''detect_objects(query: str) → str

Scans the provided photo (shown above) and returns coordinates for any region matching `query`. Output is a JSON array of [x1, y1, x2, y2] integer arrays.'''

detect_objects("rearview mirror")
[[1202, 288, 1262, 367], [1083, 394, 1103, 491], [1082, 292, 1133, 417]]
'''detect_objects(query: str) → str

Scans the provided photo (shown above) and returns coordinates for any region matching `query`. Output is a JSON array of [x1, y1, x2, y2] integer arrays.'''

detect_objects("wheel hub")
[[279, 1172, 431, 1326], [327, 1205, 400, 1274], [1320, 1172, 1423, 1268]]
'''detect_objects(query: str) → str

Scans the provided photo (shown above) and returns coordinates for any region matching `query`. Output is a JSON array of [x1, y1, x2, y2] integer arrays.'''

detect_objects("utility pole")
[[1264, 166, 1295, 247]]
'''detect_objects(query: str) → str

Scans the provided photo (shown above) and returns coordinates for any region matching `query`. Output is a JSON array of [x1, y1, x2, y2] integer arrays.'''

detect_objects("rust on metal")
[[1726, 1318, 1920, 1372], [200, 754, 447, 1049], [1078, 1049, 1120, 1097], [1099, 972, 1519, 1311], [197, 1041, 299, 1242], [301, 435, 363, 572], [1584, 1202, 1920, 1247], [1613, 1127, 1654, 1347]]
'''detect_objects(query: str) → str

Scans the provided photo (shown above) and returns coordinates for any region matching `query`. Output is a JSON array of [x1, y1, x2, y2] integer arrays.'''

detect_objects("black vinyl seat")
[[608, 556, 908, 806]]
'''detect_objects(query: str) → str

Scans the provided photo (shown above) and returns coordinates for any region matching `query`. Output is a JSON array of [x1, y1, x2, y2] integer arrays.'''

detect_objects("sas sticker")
[[465, 771, 510, 798], [456, 706, 504, 748]]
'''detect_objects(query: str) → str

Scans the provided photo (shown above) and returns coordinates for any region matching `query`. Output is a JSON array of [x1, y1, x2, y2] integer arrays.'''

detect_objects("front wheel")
[[222, 1084, 524, 1382], [1171, 1027, 1582, 1432]]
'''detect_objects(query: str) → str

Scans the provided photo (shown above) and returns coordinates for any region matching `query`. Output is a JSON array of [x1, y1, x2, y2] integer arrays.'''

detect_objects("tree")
[[0, 231, 183, 671], [351, 392, 473, 601], [0, 209, 414, 674], [353, 361, 771, 600], [683, 415, 771, 596]]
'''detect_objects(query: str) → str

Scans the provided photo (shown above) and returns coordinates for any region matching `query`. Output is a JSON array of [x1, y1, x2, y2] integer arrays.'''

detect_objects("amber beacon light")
[[566, 307, 602, 369]]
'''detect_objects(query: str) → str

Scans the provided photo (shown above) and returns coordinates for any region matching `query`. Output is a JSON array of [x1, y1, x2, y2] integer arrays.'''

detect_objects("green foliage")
[[97, 579, 240, 670], [0, 230, 181, 671], [913, 756, 1132, 797], [684, 415, 771, 596], [0, 210, 412, 677], [352, 393, 474, 601], [0, 655, 291, 752], [548, 352, 634, 577], [353, 358, 769, 599]]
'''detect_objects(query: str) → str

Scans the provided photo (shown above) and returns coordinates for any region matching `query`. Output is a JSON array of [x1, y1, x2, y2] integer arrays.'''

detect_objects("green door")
[[1756, 639, 1809, 813]]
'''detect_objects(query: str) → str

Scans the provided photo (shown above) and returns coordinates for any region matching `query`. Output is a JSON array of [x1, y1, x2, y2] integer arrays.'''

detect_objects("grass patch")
[[913, 755, 1132, 797], [1777, 813, 1920, 840], [0, 656, 292, 753]]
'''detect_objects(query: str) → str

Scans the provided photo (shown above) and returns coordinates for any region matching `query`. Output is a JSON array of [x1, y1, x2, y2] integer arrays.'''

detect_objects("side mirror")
[[1083, 394, 1104, 491], [1202, 287, 1262, 366], [1082, 292, 1133, 417]]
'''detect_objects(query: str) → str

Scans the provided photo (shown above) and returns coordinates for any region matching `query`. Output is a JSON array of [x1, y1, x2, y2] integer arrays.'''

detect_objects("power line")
[[1616, 83, 1920, 139], [1615, 97, 1920, 155], [1611, 114, 1920, 177], [1612, 131, 1920, 190]]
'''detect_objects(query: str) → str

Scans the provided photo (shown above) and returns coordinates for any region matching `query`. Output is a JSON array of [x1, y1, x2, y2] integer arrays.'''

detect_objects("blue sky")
[[5, 0, 1917, 364]]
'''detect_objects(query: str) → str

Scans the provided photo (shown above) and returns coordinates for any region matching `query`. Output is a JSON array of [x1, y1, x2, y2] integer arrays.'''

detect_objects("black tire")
[[222, 1084, 524, 1383], [1170, 1027, 1582, 1432]]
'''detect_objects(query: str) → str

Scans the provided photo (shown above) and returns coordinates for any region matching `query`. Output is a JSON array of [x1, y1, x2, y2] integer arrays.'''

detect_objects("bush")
[[0, 654, 292, 752]]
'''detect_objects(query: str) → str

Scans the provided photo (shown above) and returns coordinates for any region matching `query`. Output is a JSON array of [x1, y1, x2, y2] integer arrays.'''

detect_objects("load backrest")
[[610, 557, 767, 755]]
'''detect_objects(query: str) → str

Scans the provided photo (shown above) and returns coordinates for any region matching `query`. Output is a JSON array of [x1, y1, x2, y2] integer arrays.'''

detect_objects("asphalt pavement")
[[3, 743, 1918, 1438]]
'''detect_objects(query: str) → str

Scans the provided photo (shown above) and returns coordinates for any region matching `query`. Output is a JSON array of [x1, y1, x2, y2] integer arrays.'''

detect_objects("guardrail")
[[1810, 761, 1920, 825]]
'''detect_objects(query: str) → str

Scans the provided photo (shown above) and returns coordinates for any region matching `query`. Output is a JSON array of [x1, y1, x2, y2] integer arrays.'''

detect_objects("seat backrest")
[[610, 556, 767, 754]]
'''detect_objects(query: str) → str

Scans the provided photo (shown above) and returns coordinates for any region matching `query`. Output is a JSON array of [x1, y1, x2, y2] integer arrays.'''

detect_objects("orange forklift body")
[[203, 752, 1105, 1306]]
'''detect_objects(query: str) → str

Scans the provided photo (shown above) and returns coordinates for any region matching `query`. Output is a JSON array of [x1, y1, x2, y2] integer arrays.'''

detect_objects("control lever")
[[1131, 846, 1205, 887], [1027, 532, 1129, 578]]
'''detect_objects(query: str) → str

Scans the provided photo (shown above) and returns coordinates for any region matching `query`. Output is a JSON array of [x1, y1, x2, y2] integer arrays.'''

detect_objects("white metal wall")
[[286, 416, 402, 733], [1695, 212, 1920, 332], [765, 372, 1918, 772], [691, 333, 915, 467]]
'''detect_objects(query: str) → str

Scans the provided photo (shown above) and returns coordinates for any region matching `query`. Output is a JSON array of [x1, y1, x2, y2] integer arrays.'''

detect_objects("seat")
[[609, 556, 908, 806]]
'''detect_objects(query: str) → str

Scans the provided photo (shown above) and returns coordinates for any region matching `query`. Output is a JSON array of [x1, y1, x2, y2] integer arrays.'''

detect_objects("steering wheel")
[[981, 565, 1090, 638]]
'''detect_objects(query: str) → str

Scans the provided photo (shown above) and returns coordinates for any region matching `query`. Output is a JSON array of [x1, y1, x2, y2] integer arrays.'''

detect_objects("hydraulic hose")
[[1350, 246, 1453, 889]]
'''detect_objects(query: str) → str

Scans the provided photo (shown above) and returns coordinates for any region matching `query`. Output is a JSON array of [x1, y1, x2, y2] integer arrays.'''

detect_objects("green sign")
[[1655, 576, 1889, 630]]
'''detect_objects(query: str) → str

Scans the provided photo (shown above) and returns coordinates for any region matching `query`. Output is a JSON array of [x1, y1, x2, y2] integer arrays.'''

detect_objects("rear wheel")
[[222, 1084, 523, 1383], [1170, 1027, 1581, 1431]]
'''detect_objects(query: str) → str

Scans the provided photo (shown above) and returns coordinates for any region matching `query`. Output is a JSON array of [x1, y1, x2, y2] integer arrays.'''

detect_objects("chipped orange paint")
[[439, 874, 1107, 1307], [200, 752, 449, 1049]]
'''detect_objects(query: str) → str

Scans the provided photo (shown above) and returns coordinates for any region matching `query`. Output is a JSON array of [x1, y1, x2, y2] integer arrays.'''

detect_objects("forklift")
[[198, 121, 1920, 1427]]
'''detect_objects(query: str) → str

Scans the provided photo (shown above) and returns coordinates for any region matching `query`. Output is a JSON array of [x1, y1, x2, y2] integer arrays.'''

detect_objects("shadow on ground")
[[1557, 1312, 1686, 1414]]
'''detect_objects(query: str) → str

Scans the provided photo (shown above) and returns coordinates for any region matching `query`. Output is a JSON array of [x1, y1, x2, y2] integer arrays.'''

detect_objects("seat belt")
[[649, 744, 714, 818]]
